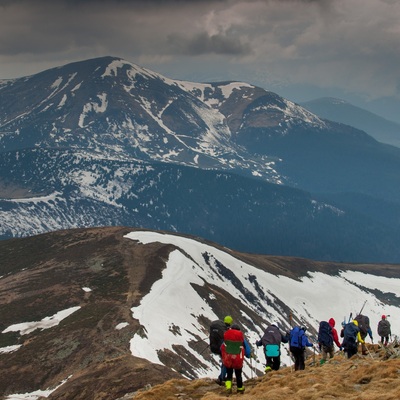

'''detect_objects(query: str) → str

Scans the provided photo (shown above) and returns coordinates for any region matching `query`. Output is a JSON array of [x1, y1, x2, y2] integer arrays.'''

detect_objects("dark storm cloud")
[[0, 0, 400, 101], [166, 32, 251, 56]]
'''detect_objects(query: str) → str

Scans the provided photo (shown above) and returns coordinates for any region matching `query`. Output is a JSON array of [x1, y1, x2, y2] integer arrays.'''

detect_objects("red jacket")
[[329, 318, 342, 348]]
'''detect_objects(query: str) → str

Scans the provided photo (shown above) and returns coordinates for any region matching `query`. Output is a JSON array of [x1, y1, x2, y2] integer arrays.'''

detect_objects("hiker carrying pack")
[[318, 320, 334, 365], [221, 323, 251, 395], [377, 315, 391, 346], [210, 316, 233, 385], [289, 326, 313, 371], [354, 314, 369, 335], [341, 320, 363, 358], [256, 322, 289, 372], [354, 314, 373, 355]]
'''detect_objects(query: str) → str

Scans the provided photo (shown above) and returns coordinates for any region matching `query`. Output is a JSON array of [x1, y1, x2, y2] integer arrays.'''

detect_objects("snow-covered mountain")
[[0, 228, 399, 399], [1, 56, 400, 262], [0, 57, 284, 182]]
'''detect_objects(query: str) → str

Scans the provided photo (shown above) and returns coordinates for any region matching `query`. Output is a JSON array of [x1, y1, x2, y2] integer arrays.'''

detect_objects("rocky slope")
[[1, 227, 399, 399]]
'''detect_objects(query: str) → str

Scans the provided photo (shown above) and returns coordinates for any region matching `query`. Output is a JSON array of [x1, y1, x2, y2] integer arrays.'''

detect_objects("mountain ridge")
[[300, 96, 400, 148], [1, 56, 400, 263], [1, 227, 399, 399]]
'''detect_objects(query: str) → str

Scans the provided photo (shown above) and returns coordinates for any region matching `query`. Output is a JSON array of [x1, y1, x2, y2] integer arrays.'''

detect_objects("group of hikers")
[[209, 313, 392, 394]]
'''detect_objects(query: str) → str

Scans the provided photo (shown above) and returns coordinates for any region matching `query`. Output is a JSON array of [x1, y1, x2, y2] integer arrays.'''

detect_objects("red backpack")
[[221, 328, 245, 369]]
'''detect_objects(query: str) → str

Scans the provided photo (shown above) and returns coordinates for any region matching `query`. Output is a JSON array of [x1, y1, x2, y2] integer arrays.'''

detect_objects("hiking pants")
[[218, 359, 227, 381], [321, 345, 334, 361], [266, 356, 281, 371], [360, 333, 368, 355], [290, 347, 305, 370], [226, 367, 243, 389], [345, 343, 358, 358], [380, 336, 389, 346]]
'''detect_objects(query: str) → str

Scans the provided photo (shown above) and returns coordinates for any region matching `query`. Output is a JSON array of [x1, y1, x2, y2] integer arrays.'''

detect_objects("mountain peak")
[[2, 57, 400, 263]]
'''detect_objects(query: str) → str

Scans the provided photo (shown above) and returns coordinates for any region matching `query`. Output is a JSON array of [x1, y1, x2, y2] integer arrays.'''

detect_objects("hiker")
[[289, 326, 313, 371], [341, 319, 364, 358], [209, 315, 233, 385], [377, 315, 391, 346], [330, 318, 342, 349], [318, 318, 342, 364], [354, 314, 373, 355], [256, 322, 289, 372], [221, 323, 251, 394]]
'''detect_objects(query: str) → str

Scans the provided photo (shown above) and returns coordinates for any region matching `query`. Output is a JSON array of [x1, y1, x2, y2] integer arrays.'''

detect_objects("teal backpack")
[[266, 344, 280, 357]]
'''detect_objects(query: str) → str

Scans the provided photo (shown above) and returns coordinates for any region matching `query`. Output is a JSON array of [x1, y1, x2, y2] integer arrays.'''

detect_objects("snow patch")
[[5, 376, 72, 400], [2, 306, 81, 335]]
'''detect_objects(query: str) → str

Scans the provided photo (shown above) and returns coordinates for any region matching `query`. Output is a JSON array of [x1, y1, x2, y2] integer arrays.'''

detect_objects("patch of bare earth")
[[0, 227, 182, 399]]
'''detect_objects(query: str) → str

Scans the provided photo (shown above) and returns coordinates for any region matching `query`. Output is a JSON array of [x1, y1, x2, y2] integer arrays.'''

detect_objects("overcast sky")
[[1, 0, 399, 118]]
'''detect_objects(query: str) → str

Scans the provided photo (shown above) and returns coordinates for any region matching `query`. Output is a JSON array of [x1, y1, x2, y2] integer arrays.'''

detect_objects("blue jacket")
[[290, 326, 313, 349], [300, 330, 313, 347]]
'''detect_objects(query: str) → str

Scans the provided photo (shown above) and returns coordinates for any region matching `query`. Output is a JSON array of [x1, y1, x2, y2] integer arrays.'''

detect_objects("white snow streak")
[[2, 306, 81, 335]]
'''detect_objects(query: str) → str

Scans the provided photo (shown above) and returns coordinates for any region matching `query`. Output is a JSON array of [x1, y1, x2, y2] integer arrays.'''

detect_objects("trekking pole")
[[347, 312, 353, 323], [193, 336, 208, 344], [199, 343, 210, 356], [358, 300, 367, 316], [365, 345, 374, 360], [244, 357, 255, 379], [313, 345, 316, 365]]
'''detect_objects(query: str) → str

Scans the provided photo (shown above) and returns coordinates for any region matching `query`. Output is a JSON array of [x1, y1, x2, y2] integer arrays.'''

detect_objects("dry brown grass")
[[131, 347, 400, 400]]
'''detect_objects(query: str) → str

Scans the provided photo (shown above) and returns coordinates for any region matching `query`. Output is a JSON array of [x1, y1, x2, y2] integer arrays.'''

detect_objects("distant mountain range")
[[300, 97, 400, 148], [1, 56, 400, 262], [1, 227, 399, 398]]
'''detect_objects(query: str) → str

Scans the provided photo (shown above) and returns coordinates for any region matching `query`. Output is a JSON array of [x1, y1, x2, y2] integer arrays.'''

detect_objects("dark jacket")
[[256, 324, 289, 347]]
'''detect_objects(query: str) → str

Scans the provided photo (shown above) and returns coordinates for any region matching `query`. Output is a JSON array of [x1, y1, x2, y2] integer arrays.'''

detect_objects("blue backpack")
[[343, 322, 359, 344], [290, 326, 303, 348], [318, 321, 333, 347]]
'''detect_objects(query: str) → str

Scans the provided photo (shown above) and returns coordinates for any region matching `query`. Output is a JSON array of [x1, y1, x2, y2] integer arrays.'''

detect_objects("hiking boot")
[[264, 366, 272, 373], [225, 380, 232, 394], [215, 377, 223, 386], [237, 387, 245, 395]]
